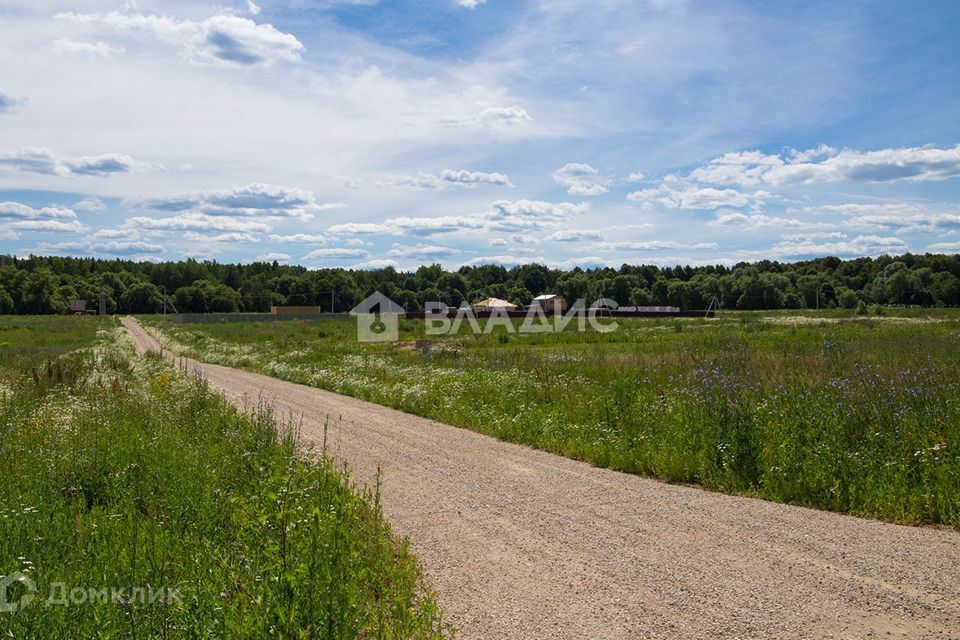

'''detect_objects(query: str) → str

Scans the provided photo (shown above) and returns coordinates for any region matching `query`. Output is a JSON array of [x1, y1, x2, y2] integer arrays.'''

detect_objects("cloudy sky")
[[1, 0, 959, 270]]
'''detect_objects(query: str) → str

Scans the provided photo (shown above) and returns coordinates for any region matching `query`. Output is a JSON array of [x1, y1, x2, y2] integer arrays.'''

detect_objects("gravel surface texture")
[[123, 318, 960, 639]]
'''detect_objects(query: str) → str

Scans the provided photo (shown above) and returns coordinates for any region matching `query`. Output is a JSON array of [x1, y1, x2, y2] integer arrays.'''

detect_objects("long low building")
[[621, 305, 681, 313], [271, 305, 322, 315]]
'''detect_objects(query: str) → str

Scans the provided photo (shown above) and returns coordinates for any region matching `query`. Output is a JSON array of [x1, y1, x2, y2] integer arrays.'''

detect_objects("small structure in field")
[[271, 306, 321, 315], [415, 338, 433, 355], [530, 294, 568, 312], [472, 297, 518, 311], [69, 299, 87, 315]]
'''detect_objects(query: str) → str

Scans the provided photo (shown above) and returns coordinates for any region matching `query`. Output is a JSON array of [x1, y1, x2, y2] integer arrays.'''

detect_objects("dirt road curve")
[[121, 318, 960, 639]]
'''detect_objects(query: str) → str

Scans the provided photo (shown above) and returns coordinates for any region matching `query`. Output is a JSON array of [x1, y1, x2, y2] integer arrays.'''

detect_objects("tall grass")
[[0, 315, 106, 383], [142, 312, 960, 526], [0, 326, 447, 638]]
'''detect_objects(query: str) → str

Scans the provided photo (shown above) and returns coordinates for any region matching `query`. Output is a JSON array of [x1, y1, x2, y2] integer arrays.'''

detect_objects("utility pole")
[[706, 295, 722, 318], [331, 290, 335, 314], [99, 288, 106, 316], [815, 283, 827, 310], [163, 287, 167, 315]]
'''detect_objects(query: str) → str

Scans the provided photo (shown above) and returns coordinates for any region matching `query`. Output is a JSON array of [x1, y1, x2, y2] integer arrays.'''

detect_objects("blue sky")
[[1, 0, 959, 269]]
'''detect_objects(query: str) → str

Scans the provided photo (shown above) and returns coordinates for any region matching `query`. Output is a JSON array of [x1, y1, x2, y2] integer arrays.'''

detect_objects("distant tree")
[[395, 289, 419, 311], [174, 285, 207, 313], [484, 283, 510, 300], [240, 274, 275, 312], [417, 287, 445, 308], [53, 285, 78, 313], [414, 264, 444, 291], [629, 288, 653, 306], [610, 274, 640, 304], [19, 268, 59, 314], [507, 284, 533, 306], [0, 286, 13, 314], [466, 289, 485, 304], [462, 264, 509, 289], [930, 272, 960, 306], [651, 277, 670, 305], [205, 284, 241, 313], [517, 263, 549, 296], [122, 282, 164, 313], [268, 273, 299, 300], [780, 291, 804, 309], [437, 272, 468, 304], [557, 272, 590, 303], [1, 250, 958, 316], [837, 289, 859, 309]]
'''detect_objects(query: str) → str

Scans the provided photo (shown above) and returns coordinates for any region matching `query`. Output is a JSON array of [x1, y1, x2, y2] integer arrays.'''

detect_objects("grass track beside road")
[[0, 318, 447, 638]]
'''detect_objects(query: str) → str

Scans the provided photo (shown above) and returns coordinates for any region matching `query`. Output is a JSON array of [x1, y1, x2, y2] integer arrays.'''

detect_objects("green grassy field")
[[141, 309, 960, 527], [0, 315, 107, 383], [0, 318, 447, 638]]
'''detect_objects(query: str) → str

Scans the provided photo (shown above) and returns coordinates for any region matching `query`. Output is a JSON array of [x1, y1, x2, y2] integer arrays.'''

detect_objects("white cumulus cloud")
[[268, 233, 327, 244], [0, 147, 153, 177], [141, 183, 340, 219], [55, 11, 305, 67], [442, 105, 531, 128], [386, 244, 460, 260], [302, 247, 370, 260], [552, 163, 610, 196], [53, 38, 125, 58], [763, 235, 907, 258], [690, 144, 960, 186], [257, 252, 291, 262], [126, 212, 270, 233], [546, 229, 604, 242], [627, 184, 754, 209], [379, 169, 512, 189], [36, 240, 163, 256]]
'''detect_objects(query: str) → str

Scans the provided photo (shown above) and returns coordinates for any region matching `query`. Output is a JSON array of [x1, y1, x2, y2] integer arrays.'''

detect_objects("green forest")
[[1, 252, 959, 314]]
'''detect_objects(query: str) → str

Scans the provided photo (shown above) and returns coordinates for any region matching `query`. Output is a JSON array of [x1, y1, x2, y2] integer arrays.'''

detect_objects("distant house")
[[69, 299, 87, 315], [472, 297, 517, 311], [530, 294, 567, 312]]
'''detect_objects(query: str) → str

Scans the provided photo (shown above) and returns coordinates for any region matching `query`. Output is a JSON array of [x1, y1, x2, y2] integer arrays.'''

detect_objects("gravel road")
[[122, 317, 960, 639]]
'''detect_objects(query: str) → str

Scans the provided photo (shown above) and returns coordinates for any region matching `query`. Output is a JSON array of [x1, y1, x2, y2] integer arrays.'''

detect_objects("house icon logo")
[[0, 572, 36, 613], [350, 292, 405, 342]]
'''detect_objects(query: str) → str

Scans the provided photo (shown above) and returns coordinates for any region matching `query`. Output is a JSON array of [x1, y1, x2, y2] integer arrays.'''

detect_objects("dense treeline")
[[0, 252, 958, 314]]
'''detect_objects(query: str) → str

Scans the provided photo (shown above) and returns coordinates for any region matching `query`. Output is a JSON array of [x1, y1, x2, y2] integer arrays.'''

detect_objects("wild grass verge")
[[0, 328, 447, 638]]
